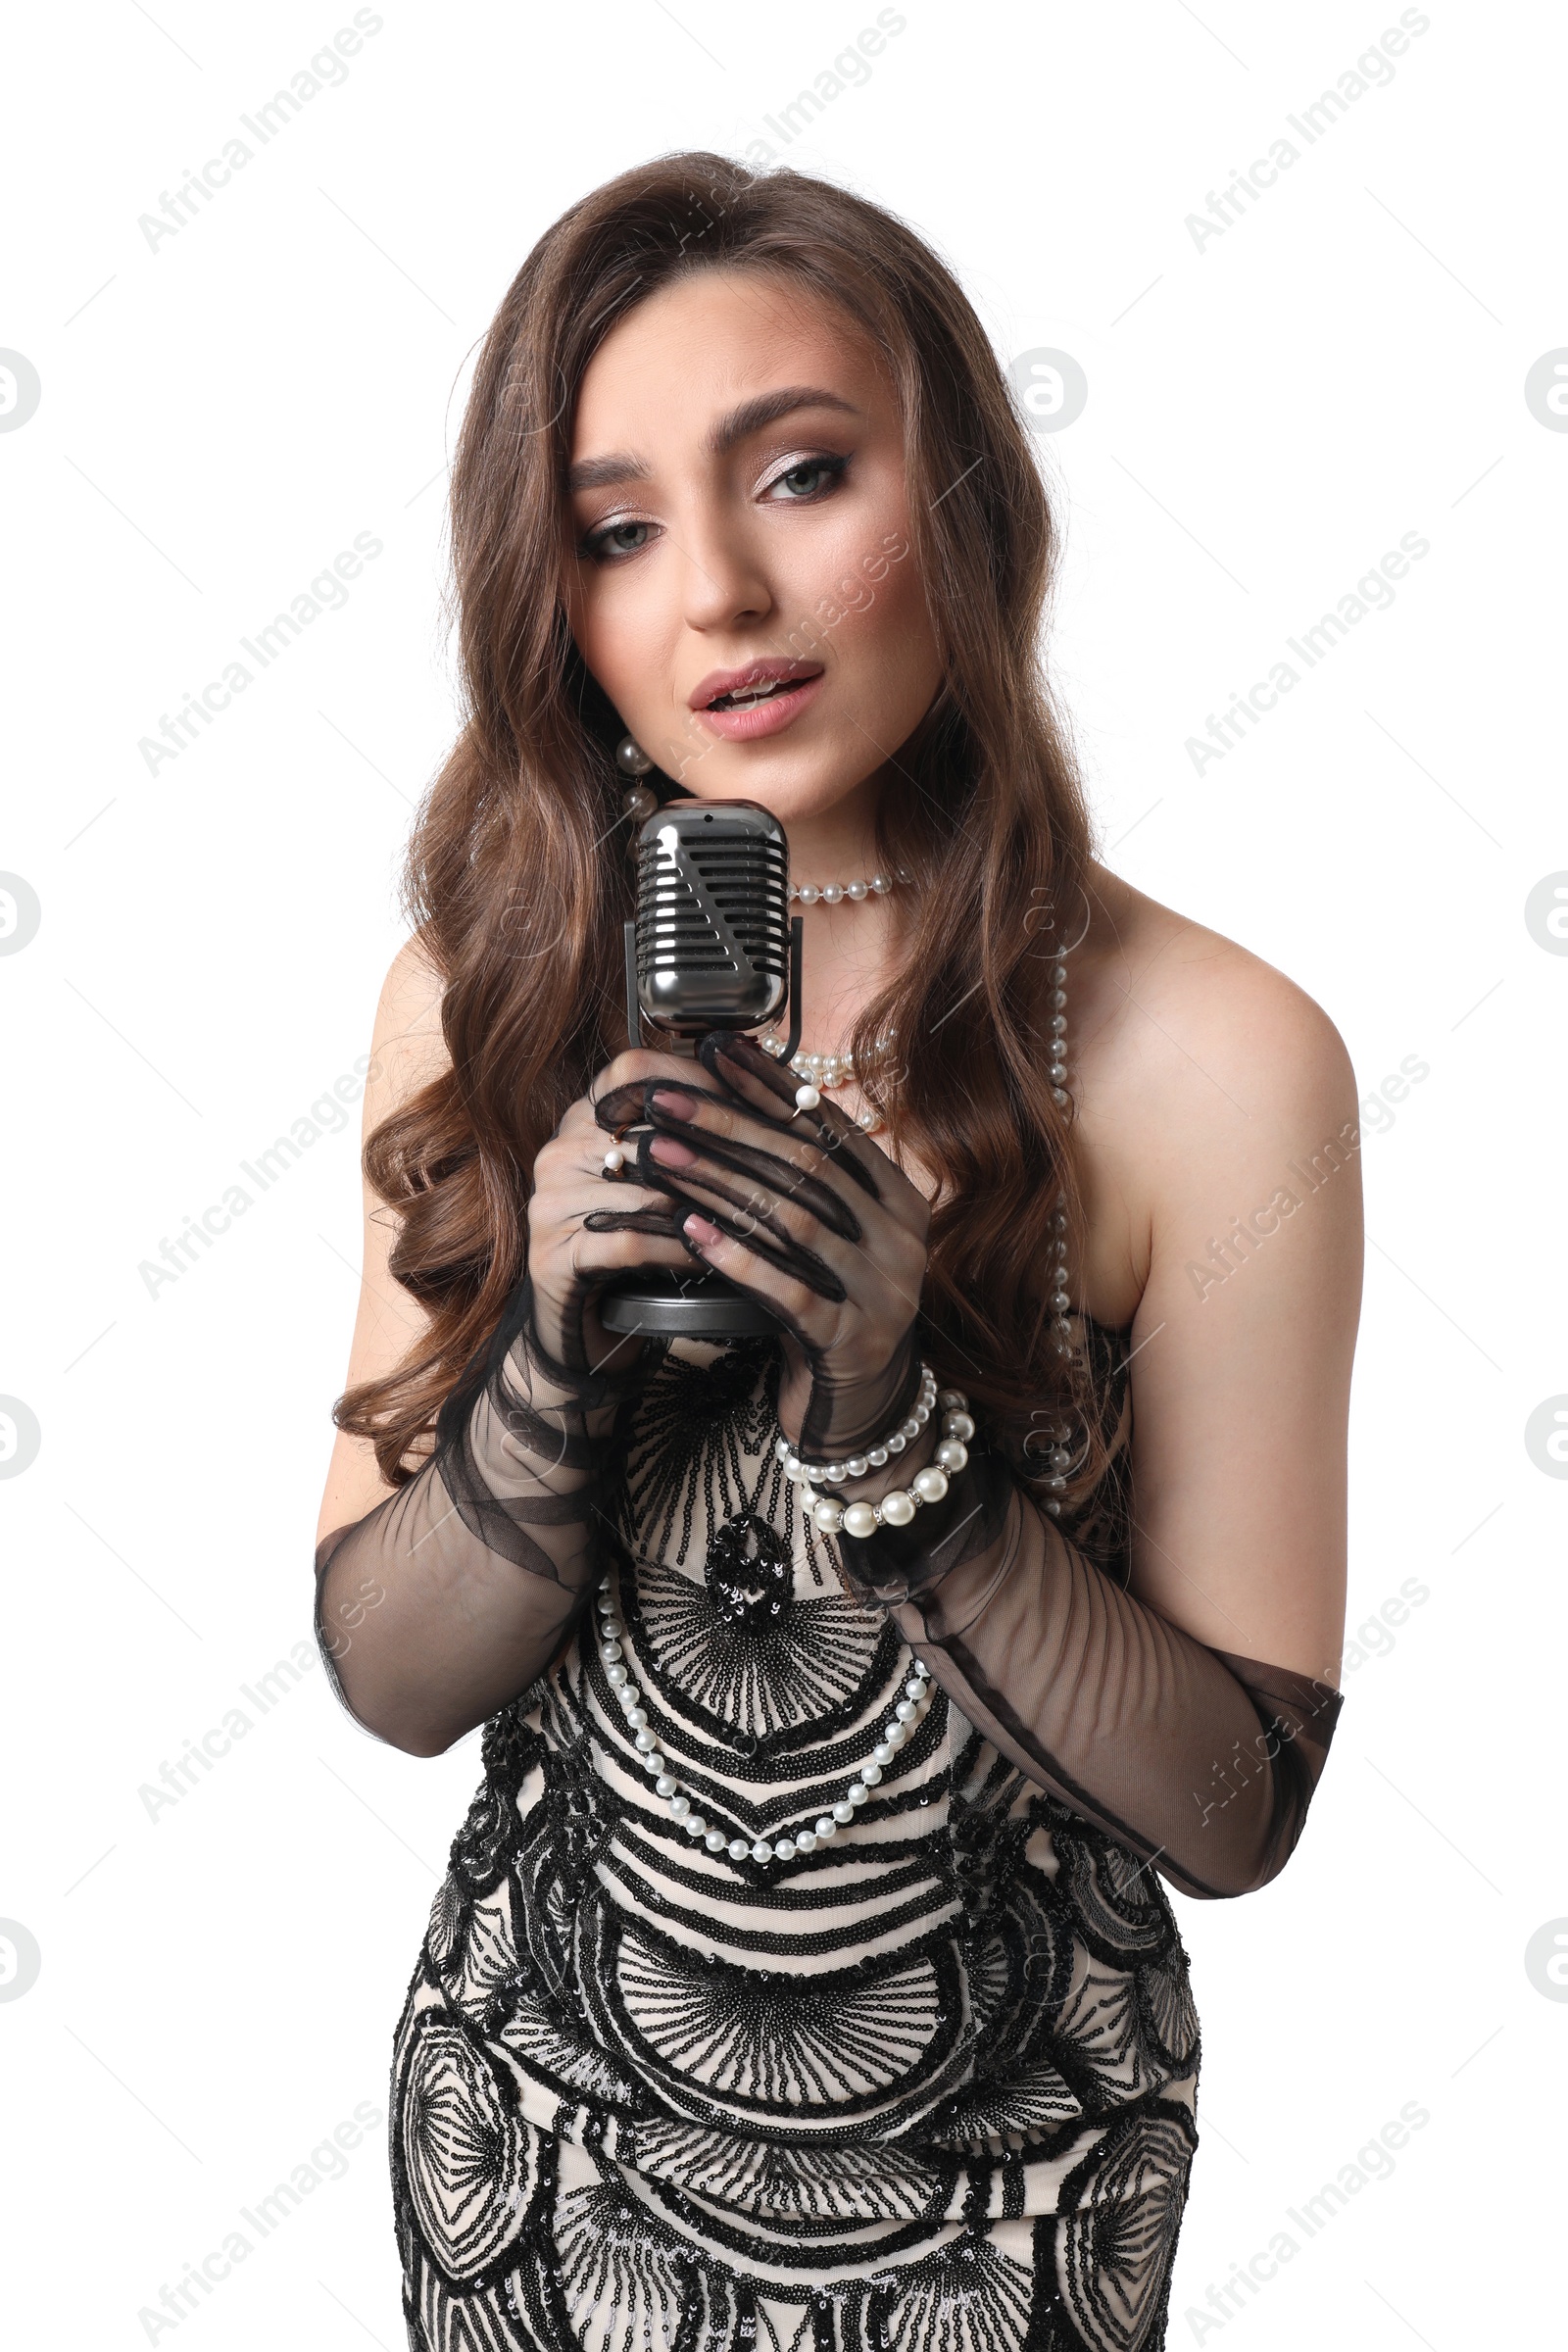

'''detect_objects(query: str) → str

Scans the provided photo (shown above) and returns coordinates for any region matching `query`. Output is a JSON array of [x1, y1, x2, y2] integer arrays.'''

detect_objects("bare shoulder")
[[1069, 863, 1360, 1319], [1069, 873, 1361, 1675], [1079, 862, 1354, 1105]]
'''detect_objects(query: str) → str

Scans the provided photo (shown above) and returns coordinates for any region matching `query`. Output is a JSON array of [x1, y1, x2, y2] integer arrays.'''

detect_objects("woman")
[[316, 153, 1359, 2352]]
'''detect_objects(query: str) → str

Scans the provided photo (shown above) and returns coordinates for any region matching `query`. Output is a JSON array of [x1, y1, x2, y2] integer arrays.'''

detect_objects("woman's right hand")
[[525, 1045, 720, 1373]]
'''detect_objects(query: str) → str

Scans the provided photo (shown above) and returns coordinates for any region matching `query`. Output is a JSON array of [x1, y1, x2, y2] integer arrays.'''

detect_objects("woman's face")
[[561, 268, 945, 830]]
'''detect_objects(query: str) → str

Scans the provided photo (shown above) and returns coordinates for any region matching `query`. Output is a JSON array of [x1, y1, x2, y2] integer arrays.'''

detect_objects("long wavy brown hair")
[[336, 151, 1102, 1500]]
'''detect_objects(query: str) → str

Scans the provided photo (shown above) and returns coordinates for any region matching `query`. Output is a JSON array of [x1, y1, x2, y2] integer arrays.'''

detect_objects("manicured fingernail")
[[651, 1088, 697, 1118], [650, 1133, 698, 1165], [683, 1212, 722, 1245]]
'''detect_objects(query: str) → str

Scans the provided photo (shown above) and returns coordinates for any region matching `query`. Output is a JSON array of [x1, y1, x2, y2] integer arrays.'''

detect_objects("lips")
[[688, 659, 825, 712]]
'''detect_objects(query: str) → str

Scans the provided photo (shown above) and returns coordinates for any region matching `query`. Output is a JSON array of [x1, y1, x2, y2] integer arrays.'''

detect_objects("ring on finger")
[[601, 1118, 637, 1177]]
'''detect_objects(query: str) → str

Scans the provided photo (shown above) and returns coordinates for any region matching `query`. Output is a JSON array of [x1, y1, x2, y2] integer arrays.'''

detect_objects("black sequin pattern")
[[392, 1327, 1199, 2352]]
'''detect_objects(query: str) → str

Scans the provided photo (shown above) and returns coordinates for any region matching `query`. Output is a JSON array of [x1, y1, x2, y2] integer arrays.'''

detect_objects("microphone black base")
[[599, 1267, 782, 1339]]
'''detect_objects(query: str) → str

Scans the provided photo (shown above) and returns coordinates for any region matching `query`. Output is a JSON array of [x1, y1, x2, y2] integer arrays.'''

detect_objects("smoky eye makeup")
[[577, 514, 660, 564], [757, 449, 852, 501], [574, 445, 855, 564]]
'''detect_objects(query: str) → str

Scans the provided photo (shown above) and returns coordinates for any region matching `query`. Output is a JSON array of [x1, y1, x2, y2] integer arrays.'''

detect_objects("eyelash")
[[578, 451, 852, 565]]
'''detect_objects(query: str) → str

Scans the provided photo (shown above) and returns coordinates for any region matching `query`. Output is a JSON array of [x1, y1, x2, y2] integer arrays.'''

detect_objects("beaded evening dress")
[[370, 1315, 1210, 2352]]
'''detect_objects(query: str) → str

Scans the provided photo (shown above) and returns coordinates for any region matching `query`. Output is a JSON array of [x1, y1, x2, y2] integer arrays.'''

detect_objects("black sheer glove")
[[591, 1029, 930, 1463], [524, 1046, 716, 1376], [837, 1443, 1344, 1902], [313, 1274, 657, 1756]]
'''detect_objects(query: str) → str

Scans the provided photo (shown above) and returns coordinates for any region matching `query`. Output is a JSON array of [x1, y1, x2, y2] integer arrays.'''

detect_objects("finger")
[[590, 1048, 875, 1240], [639, 1064, 912, 1253], [550, 1054, 704, 1150], [637, 1133, 864, 1286], [629, 1148, 850, 1299], [588, 1045, 716, 1104], [695, 1032, 897, 1204], [665, 1156, 928, 1359], [591, 1073, 734, 1137], [571, 1174, 710, 1277], [638, 1082, 930, 1330], [575, 1178, 691, 1242], [578, 1205, 702, 1260], [637, 1071, 930, 1307], [640, 1105, 864, 1242], [679, 1207, 850, 1330]]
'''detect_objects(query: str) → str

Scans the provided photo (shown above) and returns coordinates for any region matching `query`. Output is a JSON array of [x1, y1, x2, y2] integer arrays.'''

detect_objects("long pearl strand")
[[1044, 936, 1076, 1513], [595, 1575, 935, 1865]]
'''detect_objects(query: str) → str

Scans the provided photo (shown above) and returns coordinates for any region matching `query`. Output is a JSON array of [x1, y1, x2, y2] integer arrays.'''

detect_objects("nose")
[[675, 506, 775, 637]]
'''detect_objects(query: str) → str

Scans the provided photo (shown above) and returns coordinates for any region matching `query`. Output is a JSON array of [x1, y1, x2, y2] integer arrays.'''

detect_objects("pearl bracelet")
[[773, 1363, 939, 1490], [790, 1389, 976, 1539]]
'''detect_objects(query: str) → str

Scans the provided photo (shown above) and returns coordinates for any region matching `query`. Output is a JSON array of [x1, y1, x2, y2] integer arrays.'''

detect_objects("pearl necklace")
[[761, 867, 903, 1122], [597, 1571, 935, 1864], [759, 1029, 891, 1132], [790, 872, 895, 905]]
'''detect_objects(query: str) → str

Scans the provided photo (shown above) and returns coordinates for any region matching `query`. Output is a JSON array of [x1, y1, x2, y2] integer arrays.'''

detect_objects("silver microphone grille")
[[634, 801, 790, 1033]]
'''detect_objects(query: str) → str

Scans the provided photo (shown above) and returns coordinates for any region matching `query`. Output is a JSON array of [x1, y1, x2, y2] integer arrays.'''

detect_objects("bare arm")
[[837, 929, 1361, 1898], [316, 934, 449, 1546], [1119, 934, 1360, 1688]]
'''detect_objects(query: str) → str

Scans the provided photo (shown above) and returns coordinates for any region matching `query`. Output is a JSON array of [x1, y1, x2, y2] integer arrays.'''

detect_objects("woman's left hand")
[[591, 1031, 931, 1463]]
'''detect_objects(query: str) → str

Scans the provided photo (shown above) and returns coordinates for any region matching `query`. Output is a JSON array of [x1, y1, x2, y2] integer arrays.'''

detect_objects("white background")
[[3, 2, 1564, 2345]]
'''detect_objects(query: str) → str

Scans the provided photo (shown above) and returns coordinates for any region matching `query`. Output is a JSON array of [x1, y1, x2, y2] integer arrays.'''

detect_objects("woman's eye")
[[584, 518, 655, 563], [765, 454, 850, 502], [579, 456, 847, 560]]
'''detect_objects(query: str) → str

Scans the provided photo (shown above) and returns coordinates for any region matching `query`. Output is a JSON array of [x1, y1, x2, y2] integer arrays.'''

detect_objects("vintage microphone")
[[598, 799, 803, 1340]]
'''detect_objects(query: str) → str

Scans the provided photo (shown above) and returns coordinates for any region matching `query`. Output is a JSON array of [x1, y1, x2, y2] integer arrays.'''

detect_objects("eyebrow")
[[564, 385, 862, 495]]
